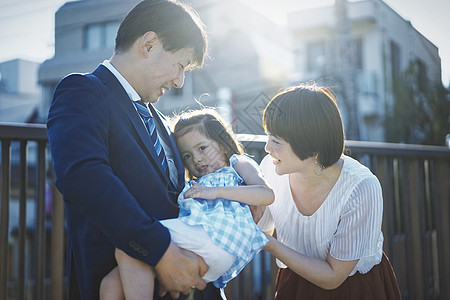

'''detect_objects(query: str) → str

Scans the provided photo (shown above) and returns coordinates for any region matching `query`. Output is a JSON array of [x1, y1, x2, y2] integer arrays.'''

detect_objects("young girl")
[[100, 108, 273, 299]]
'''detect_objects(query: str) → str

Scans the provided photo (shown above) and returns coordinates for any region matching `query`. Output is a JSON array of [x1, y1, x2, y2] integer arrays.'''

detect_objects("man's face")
[[139, 42, 194, 103]]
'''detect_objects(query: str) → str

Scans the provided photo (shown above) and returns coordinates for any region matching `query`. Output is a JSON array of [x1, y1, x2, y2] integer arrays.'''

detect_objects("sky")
[[0, 0, 449, 85]]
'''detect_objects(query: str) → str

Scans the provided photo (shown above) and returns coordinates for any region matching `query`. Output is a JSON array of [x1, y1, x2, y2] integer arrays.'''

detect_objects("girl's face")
[[177, 129, 228, 178], [265, 132, 313, 175]]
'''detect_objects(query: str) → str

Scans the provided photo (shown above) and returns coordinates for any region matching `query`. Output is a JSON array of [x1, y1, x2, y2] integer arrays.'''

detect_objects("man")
[[47, 0, 223, 298]]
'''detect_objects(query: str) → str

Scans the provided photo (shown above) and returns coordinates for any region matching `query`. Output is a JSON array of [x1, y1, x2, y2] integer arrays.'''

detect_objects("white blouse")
[[259, 155, 384, 276]]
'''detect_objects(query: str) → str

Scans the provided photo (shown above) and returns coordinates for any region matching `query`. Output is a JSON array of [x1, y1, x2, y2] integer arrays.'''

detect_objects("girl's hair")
[[173, 108, 244, 178], [263, 83, 345, 168]]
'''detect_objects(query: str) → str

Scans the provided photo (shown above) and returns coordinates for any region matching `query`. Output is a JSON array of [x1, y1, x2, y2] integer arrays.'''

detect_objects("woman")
[[258, 83, 401, 299]]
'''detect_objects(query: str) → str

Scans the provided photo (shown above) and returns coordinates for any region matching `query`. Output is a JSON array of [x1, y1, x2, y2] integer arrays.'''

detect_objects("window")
[[354, 38, 363, 70], [85, 24, 102, 50], [306, 41, 326, 73], [390, 40, 400, 81], [416, 59, 427, 83], [85, 21, 120, 50], [105, 22, 118, 48]]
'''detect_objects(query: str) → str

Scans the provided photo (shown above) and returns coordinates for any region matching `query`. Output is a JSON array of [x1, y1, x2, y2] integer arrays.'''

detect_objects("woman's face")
[[264, 133, 312, 175], [177, 130, 227, 178]]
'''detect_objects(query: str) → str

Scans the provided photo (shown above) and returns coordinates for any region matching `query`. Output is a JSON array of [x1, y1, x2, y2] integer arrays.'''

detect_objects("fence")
[[0, 123, 449, 299]]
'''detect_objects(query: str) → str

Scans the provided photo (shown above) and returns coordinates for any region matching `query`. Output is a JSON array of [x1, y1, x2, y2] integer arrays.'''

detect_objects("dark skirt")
[[274, 252, 401, 300]]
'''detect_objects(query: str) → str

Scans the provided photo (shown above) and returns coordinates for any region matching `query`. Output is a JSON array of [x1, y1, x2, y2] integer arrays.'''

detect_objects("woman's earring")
[[314, 160, 324, 176]]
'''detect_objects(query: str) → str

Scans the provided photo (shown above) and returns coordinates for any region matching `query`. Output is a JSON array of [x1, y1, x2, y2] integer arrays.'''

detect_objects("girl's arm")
[[264, 234, 358, 290], [184, 158, 274, 206]]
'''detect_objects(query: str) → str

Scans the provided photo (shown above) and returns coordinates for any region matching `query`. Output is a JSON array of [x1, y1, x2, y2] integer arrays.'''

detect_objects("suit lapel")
[[91, 65, 171, 185], [148, 105, 186, 192]]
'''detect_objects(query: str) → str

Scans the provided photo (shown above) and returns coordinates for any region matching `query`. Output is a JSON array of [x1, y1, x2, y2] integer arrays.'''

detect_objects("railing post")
[[436, 159, 450, 299], [391, 158, 408, 295], [18, 141, 28, 300], [35, 141, 47, 300], [377, 156, 394, 258], [0, 140, 11, 299], [406, 158, 425, 299], [51, 170, 65, 300]]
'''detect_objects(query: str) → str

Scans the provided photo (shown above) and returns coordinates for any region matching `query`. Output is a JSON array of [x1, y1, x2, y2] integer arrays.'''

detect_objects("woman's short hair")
[[263, 83, 345, 168], [115, 0, 208, 69]]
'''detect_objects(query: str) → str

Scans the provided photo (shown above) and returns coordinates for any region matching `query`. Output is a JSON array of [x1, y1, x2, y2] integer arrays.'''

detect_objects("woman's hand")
[[263, 234, 358, 290], [184, 181, 217, 199]]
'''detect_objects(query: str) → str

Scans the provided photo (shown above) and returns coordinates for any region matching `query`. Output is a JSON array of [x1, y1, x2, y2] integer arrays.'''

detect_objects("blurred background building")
[[0, 0, 447, 143], [1, 0, 447, 197], [37, 0, 294, 137], [0, 59, 41, 123], [34, 0, 447, 145], [287, 0, 443, 141]]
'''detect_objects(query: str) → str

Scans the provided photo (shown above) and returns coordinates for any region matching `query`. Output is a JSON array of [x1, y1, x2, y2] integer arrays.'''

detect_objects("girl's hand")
[[184, 182, 217, 199]]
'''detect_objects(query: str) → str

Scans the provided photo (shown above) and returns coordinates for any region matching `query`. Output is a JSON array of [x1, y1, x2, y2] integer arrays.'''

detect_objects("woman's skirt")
[[274, 252, 401, 300]]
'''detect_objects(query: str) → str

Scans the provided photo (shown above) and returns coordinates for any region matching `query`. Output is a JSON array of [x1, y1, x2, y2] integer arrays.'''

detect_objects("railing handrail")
[[236, 134, 450, 158], [346, 140, 450, 157], [0, 122, 47, 141], [0, 124, 448, 158]]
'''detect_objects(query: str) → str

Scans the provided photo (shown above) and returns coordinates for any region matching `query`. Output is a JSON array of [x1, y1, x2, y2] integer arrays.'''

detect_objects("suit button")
[[129, 240, 137, 249], [129, 240, 148, 256]]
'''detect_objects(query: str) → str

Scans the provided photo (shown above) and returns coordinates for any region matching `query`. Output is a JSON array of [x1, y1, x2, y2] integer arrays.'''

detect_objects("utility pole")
[[334, 0, 360, 140]]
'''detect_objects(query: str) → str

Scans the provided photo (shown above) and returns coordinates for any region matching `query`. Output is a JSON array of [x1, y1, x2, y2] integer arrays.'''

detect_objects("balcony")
[[1, 123, 449, 300]]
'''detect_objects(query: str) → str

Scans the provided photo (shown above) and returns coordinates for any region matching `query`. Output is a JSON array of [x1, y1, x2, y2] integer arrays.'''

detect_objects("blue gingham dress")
[[177, 154, 268, 288]]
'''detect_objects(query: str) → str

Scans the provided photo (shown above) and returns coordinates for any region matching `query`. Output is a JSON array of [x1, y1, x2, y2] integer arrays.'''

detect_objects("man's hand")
[[154, 241, 208, 298]]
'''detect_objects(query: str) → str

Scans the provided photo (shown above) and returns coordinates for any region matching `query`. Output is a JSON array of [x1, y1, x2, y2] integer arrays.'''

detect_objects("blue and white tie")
[[134, 100, 168, 173]]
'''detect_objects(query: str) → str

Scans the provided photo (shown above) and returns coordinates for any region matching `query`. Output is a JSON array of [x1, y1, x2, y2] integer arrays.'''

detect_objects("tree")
[[385, 60, 449, 146]]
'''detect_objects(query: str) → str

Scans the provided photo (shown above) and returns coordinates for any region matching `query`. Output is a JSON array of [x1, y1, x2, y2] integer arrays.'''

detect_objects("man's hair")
[[263, 83, 345, 168], [115, 0, 208, 69]]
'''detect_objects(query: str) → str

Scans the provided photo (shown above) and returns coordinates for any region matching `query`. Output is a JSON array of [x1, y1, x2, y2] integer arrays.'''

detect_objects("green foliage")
[[385, 60, 449, 145]]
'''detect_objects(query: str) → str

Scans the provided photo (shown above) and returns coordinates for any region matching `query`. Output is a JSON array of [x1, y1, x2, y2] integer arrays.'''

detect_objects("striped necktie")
[[134, 100, 168, 173]]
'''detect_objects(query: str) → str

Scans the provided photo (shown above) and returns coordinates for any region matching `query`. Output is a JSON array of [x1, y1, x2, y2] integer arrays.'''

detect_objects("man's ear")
[[139, 31, 159, 56]]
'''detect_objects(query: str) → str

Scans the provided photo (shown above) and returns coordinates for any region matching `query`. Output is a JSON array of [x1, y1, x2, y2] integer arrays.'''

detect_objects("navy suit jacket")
[[47, 65, 189, 299]]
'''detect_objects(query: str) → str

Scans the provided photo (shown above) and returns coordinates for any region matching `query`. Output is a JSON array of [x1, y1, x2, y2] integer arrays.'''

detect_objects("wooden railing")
[[0, 122, 65, 300], [230, 136, 450, 300], [1, 124, 449, 299]]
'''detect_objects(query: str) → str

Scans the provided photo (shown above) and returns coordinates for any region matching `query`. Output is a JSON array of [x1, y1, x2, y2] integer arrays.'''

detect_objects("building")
[[38, 0, 443, 143], [38, 0, 293, 139], [38, 0, 136, 122], [0, 59, 41, 123], [288, 0, 442, 141]]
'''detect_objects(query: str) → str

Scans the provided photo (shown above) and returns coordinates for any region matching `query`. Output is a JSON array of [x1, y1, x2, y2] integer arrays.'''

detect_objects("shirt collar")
[[102, 60, 141, 102]]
